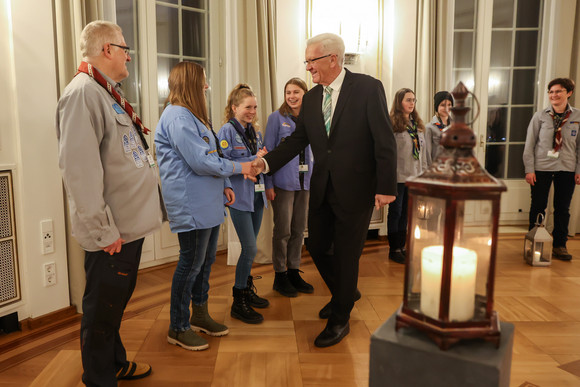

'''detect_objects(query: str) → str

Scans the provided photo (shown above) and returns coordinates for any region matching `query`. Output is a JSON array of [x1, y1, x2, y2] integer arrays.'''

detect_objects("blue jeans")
[[170, 225, 220, 331], [229, 193, 264, 289]]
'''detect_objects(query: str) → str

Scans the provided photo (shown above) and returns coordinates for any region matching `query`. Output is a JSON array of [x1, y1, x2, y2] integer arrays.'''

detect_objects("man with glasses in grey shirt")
[[56, 20, 163, 386]]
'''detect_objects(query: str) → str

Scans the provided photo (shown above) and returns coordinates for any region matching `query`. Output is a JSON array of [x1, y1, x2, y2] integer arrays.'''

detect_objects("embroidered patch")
[[132, 150, 144, 168], [220, 140, 229, 149], [234, 146, 245, 150], [129, 130, 137, 149], [137, 145, 147, 161], [572, 129, 577, 136], [202, 136, 210, 144], [122, 134, 131, 153], [282, 122, 291, 127], [112, 103, 124, 114]]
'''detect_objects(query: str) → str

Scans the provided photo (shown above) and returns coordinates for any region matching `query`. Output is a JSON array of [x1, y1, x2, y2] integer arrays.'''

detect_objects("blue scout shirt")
[[263, 110, 313, 191], [155, 105, 240, 233], [218, 119, 267, 211]]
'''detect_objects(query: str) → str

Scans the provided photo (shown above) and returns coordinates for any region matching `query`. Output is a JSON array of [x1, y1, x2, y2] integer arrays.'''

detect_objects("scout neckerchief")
[[407, 119, 420, 160], [229, 119, 258, 155], [549, 108, 571, 152], [435, 115, 451, 131], [75, 61, 151, 150]]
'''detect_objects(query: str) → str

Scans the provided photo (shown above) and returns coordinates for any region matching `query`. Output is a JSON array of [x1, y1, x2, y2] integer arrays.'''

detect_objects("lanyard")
[[229, 119, 258, 155], [75, 61, 150, 150]]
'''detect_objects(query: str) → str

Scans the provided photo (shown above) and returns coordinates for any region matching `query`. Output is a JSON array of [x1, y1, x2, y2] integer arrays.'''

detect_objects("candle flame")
[[487, 238, 492, 246], [414, 225, 421, 239]]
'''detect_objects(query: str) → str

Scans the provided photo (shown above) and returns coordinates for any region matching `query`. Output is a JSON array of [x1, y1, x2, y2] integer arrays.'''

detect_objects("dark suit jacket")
[[264, 69, 397, 211]]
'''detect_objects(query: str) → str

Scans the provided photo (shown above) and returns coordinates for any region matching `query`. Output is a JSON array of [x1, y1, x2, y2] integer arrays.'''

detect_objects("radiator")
[[0, 171, 20, 308]]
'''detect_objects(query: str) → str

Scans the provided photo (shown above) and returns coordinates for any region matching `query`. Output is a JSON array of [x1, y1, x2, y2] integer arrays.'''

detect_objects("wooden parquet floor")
[[1, 236, 580, 386]]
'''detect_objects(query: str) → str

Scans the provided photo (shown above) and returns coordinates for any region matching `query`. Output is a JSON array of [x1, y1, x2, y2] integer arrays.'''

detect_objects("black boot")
[[273, 271, 298, 297], [247, 275, 270, 308], [288, 268, 314, 293], [231, 287, 263, 324]]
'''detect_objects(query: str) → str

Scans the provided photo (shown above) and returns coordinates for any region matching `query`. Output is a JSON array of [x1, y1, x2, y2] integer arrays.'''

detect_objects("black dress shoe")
[[314, 321, 350, 347], [318, 289, 362, 319]]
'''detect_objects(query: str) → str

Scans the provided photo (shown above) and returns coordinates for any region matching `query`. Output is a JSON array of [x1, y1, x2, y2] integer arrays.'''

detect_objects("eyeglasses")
[[303, 54, 332, 65], [109, 43, 131, 55], [548, 89, 567, 95]]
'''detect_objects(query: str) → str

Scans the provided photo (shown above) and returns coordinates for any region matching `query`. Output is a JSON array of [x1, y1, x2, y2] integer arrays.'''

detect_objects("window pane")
[[485, 144, 505, 178], [490, 31, 512, 67], [516, 0, 541, 27], [156, 5, 179, 55], [488, 69, 510, 105], [514, 31, 538, 66], [510, 107, 534, 141], [454, 0, 476, 29], [507, 144, 525, 178], [158, 0, 178, 4], [453, 32, 473, 68], [183, 0, 205, 8], [183, 10, 206, 58], [453, 70, 474, 91], [492, 0, 514, 28], [116, 0, 135, 48], [122, 59, 139, 108], [487, 107, 507, 143], [512, 69, 536, 104], [157, 57, 180, 106]]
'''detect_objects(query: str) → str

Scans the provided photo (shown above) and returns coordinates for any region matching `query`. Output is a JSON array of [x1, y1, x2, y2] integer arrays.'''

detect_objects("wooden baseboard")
[[21, 306, 79, 331]]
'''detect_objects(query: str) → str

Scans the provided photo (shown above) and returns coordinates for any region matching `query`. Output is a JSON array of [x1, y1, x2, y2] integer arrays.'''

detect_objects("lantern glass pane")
[[454, 200, 493, 321], [406, 195, 446, 315]]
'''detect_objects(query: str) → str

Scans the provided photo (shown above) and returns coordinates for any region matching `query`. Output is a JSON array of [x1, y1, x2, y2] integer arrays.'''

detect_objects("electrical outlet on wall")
[[40, 219, 54, 254], [44, 262, 56, 286]]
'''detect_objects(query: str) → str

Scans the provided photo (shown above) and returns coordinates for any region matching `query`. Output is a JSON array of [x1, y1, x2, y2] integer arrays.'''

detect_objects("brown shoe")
[[553, 246, 572, 261], [116, 361, 152, 380]]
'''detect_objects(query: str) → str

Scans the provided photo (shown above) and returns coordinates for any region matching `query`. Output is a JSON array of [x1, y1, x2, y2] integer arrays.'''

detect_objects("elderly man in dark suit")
[[253, 33, 397, 347]]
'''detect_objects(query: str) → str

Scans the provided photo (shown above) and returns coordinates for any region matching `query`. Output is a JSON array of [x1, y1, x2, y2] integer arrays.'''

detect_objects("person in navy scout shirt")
[[218, 84, 269, 324], [264, 77, 314, 298], [523, 78, 580, 261], [155, 62, 253, 351], [425, 91, 453, 163]]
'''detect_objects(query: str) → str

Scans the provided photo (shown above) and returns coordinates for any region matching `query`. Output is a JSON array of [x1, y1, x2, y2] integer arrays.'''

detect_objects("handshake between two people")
[[240, 147, 268, 182]]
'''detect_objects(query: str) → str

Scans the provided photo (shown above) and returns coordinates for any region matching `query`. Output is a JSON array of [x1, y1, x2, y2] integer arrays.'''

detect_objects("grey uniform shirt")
[[56, 69, 163, 251], [522, 105, 580, 174], [394, 129, 429, 183]]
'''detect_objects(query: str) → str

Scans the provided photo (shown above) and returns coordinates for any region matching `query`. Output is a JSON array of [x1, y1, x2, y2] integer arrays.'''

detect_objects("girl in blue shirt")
[[155, 62, 252, 351], [218, 84, 268, 324], [263, 78, 314, 297]]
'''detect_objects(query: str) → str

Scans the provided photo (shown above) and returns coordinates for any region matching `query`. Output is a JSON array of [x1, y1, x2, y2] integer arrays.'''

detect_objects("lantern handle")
[[535, 213, 545, 226], [465, 90, 481, 127]]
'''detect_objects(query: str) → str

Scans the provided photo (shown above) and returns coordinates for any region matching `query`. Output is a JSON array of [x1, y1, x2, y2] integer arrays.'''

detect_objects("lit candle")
[[533, 251, 541, 262], [420, 245, 478, 321]]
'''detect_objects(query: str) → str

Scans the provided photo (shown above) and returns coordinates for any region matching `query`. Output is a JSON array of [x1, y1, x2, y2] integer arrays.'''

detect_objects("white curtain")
[[225, 0, 278, 265], [414, 0, 437, 121]]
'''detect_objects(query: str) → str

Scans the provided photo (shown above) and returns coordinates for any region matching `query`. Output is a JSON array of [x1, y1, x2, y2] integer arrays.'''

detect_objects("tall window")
[[116, 0, 141, 113], [485, 0, 542, 179], [156, 1, 208, 115], [452, 0, 543, 180]]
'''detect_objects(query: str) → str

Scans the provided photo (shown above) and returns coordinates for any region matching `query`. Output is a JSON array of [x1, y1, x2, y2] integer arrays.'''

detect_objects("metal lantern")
[[524, 214, 552, 267], [395, 82, 507, 350]]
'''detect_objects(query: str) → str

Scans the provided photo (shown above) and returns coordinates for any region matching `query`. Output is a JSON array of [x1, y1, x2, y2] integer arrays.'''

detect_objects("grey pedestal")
[[370, 313, 514, 387]]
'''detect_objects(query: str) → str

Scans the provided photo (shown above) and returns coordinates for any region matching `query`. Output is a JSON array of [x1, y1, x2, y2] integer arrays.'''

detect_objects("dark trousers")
[[306, 179, 374, 325], [529, 171, 576, 247], [387, 183, 408, 249], [81, 238, 144, 387]]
